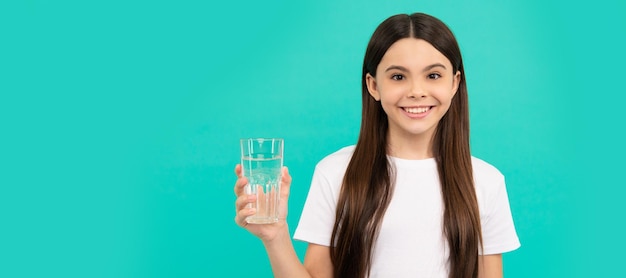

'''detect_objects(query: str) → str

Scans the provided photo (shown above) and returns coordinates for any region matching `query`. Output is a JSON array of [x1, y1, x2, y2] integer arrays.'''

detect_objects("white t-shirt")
[[293, 146, 520, 277]]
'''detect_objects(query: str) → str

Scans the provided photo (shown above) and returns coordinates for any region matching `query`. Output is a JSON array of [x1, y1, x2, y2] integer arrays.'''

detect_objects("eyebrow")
[[385, 63, 447, 73]]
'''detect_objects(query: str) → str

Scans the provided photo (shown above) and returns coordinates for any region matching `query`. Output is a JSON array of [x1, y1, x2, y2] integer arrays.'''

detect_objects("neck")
[[386, 129, 435, 160]]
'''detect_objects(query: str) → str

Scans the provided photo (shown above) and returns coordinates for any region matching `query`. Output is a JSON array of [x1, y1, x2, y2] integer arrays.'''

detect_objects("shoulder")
[[471, 156, 504, 185], [315, 145, 355, 173], [471, 156, 506, 200]]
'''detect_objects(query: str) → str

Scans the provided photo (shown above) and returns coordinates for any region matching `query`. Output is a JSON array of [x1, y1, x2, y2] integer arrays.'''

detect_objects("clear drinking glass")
[[240, 138, 284, 224]]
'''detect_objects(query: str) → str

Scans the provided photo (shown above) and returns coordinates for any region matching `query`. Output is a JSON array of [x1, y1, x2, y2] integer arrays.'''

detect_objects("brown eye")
[[391, 74, 405, 81], [427, 73, 441, 80]]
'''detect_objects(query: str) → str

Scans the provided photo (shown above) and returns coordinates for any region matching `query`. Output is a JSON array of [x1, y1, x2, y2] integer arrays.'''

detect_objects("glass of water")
[[240, 138, 284, 224]]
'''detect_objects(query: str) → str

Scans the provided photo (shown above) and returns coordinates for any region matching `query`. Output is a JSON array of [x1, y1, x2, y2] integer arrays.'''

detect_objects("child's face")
[[366, 38, 460, 141]]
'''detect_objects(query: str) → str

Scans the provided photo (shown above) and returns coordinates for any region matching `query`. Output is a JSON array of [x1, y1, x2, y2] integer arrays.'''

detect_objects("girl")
[[234, 13, 520, 278]]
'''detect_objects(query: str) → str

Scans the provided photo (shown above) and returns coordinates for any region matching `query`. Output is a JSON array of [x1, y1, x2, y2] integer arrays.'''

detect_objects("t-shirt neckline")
[[387, 155, 437, 168]]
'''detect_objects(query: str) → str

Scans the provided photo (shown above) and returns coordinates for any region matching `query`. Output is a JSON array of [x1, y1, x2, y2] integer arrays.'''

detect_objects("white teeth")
[[404, 107, 430, 114]]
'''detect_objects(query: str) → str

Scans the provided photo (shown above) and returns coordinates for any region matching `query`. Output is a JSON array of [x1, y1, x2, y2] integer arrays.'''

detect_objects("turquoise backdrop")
[[1, 0, 625, 277]]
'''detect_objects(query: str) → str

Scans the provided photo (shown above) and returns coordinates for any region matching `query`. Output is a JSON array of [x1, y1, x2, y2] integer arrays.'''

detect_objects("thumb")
[[280, 166, 292, 195]]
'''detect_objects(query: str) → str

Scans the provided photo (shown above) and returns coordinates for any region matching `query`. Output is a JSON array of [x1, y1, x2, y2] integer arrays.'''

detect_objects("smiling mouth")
[[403, 107, 432, 114]]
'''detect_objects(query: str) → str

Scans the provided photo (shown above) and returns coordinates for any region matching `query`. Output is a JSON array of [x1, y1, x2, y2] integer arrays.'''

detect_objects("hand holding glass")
[[240, 138, 284, 224]]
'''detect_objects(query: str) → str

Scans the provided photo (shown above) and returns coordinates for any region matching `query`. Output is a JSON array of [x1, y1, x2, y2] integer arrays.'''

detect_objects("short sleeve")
[[293, 165, 339, 246], [480, 177, 521, 255]]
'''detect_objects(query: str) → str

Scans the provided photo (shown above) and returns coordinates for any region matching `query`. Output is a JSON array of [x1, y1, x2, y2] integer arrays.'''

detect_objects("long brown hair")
[[330, 13, 482, 278]]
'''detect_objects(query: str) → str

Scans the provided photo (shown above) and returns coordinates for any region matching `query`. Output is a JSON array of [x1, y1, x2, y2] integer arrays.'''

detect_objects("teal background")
[[1, 0, 624, 277]]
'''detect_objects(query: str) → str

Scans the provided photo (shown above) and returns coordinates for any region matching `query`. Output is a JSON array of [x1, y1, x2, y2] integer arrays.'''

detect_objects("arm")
[[303, 244, 333, 278], [234, 165, 333, 278], [478, 254, 503, 278], [263, 239, 333, 278], [261, 226, 313, 278]]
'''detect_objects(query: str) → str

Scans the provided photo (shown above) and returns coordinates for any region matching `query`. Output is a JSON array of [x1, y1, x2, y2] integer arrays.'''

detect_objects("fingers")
[[234, 164, 255, 227], [234, 176, 248, 196], [235, 193, 256, 210], [234, 164, 249, 196], [280, 166, 292, 197], [234, 194, 256, 226], [235, 198, 256, 217], [281, 166, 292, 185], [234, 164, 243, 177]]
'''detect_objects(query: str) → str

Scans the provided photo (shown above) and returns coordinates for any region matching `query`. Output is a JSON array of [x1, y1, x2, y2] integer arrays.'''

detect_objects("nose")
[[408, 81, 426, 98]]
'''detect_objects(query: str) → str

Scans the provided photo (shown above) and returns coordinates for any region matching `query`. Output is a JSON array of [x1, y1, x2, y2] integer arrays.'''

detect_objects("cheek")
[[434, 89, 456, 104], [438, 94, 456, 115], [377, 85, 405, 102]]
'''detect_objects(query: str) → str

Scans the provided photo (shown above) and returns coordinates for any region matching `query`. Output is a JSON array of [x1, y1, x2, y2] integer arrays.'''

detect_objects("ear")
[[452, 70, 461, 96], [365, 73, 380, 101]]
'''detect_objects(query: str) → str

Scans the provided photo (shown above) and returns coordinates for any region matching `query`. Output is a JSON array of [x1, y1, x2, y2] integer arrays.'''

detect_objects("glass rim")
[[239, 138, 284, 142]]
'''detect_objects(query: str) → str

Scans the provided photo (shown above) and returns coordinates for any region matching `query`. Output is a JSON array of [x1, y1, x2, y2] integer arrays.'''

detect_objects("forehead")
[[378, 38, 452, 70]]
